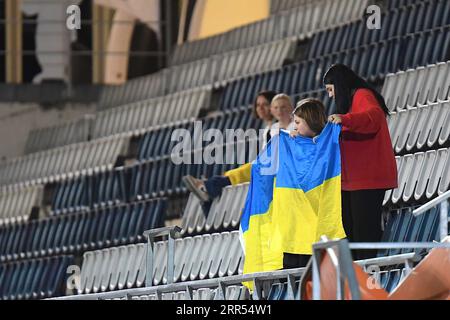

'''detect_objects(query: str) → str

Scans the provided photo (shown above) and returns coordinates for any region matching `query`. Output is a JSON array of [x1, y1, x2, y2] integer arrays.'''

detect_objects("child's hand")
[[289, 130, 299, 138]]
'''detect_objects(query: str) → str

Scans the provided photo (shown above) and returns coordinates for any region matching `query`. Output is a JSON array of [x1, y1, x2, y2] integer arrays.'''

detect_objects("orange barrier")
[[388, 248, 450, 300], [301, 248, 450, 300]]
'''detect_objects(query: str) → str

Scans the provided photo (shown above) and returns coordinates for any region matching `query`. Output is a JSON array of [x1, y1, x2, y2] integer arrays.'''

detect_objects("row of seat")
[[0, 198, 166, 263], [0, 135, 130, 187], [270, 0, 413, 15], [138, 134, 449, 211], [307, 0, 450, 60], [78, 231, 243, 294], [98, 72, 165, 111], [123, 285, 249, 300], [137, 107, 263, 161], [179, 148, 450, 236], [170, 39, 296, 94], [384, 0, 429, 10], [0, 255, 74, 300], [93, 87, 211, 139], [382, 61, 450, 111], [97, 38, 295, 112], [385, 147, 450, 206], [128, 154, 251, 200], [388, 100, 450, 154], [24, 115, 93, 154], [171, 0, 368, 66], [181, 184, 248, 237], [266, 268, 405, 300], [220, 28, 450, 111], [378, 206, 444, 257], [0, 184, 42, 227], [51, 167, 127, 216]]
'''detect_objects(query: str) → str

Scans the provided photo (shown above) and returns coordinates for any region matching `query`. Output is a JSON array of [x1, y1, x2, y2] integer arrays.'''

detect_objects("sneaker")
[[182, 175, 210, 202]]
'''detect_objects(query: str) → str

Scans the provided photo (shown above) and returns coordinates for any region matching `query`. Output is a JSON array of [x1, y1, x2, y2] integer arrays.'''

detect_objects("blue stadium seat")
[[0, 255, 74, 300], [378, 206, 441, 257]]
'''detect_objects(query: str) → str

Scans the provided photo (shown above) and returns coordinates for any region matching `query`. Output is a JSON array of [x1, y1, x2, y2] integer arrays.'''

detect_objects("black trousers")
[[341, 189, 386, 261], [283, 253, 311, 269]]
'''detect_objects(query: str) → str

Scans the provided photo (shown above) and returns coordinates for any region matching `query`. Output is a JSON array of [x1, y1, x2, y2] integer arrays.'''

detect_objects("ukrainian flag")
[[240, 123, 346, 276]]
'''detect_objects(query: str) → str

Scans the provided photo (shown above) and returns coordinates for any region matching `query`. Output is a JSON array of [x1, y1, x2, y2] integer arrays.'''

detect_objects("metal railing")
[[49, 191, 450, 300], [143, 226, 182, 287], [311, 237, 450, 300], [50, 235, 450, 300]]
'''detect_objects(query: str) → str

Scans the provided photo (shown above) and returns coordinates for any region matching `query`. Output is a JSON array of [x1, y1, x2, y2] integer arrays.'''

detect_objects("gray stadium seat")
[[92, 87, 211, 138], [385, 147, 450, 206], [98, 72, 165, 110], [0, 184, 43, 226], [181, 183, 249, 236], [0, 135, 130, 186], [170, 0, 369, 66], [383, 61, 450, 111], [24, 115, 94, 154], [78, 231, 244, 294]]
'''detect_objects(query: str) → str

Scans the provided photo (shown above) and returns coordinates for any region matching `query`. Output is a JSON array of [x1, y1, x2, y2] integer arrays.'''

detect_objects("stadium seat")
[[98, 72, 165, 110], [93, 87, 211, 138], [384, 147, 450, 206], [24, 115, 93, 154], [0, 184, 43, 226], [0, 255, 74, 300], [78, 231, 243, 294], [0, 135, 130, 185], [388, 101, 450, 154], [383, 61, 450, 111], [181, 183, 249, 236], [0, 198, 166, 262], [377, 206, 441, 257]]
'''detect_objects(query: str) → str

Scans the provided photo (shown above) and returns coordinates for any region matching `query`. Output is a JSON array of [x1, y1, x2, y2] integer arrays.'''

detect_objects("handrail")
[[48, 248, 428, 301], [311, 239, 450, 300], [413, 190, 450, 216]]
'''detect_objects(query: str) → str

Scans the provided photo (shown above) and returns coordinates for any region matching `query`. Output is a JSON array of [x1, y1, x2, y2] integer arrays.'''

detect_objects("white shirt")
[[269, 121, 295, 138], [260, 121, 295, 149]]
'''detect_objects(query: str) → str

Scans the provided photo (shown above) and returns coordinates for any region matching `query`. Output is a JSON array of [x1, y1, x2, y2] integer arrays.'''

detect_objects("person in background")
[[182, 93, 294, 208], [323, 64, 398, 260]]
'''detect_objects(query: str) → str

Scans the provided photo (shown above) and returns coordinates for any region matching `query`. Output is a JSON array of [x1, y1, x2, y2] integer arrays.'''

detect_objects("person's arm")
[[340, 90, 385, 134]]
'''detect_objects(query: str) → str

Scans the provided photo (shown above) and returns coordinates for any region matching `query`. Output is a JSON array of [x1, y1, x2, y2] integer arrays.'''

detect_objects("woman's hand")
[[289, 130, 299, 138], [328, 114, 342, 124]]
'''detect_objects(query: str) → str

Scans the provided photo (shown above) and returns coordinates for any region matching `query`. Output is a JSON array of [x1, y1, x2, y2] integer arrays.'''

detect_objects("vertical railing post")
[[338, 240, 361, 300], [145, 234, 154, 288], [312, 248, 322, 300], [167, 227, 181, 284], [144, 226, 182, 288]]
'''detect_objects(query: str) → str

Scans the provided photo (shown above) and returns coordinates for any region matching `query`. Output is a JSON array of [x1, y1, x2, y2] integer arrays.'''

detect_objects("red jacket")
[[340, 88, 398, 191]]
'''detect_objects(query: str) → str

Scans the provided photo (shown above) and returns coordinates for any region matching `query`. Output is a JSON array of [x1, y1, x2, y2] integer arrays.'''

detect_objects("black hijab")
[[323, 64, 389, 115]]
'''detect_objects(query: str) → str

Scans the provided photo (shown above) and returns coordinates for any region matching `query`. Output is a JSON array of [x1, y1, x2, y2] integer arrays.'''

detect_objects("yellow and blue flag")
[[240, 123, 346, 276]]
